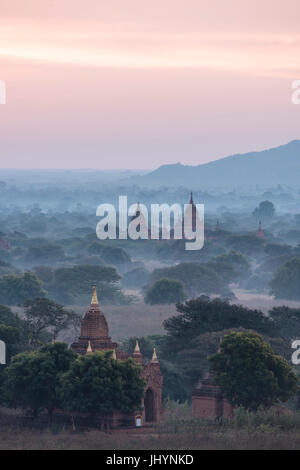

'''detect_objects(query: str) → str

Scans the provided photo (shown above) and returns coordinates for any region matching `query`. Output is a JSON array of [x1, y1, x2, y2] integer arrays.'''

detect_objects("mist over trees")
[[121, 297, 298, 402], [145, 278, 187, 305], [253, 200, 276, 219], [1, 167, 300, 415], [270, 257, 300, 300]]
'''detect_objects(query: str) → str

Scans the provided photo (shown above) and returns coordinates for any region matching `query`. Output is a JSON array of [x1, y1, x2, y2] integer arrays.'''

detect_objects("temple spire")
[[112, 349, 117, 360], [91, 285, 99, 305], [87, 340, 93, 354], [134, 340, 140, 353], [151, 347, 159, 363], [257, 220, 264, 239], [132, 339, 143, 364]]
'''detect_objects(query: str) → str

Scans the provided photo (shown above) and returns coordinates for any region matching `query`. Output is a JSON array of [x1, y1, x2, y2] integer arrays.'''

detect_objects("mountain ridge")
[[130, 140, 300, 187]]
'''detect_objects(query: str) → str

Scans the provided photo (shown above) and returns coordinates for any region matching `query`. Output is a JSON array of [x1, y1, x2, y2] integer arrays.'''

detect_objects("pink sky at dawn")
[[0, 0, 299, 169]]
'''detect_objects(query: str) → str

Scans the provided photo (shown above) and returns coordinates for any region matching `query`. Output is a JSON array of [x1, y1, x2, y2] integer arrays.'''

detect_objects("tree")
[[0, 272, 46, 305], [122, 267, 150, 289], [264, 244, 292, 257], [59, 352, 145, 428], [34, 266, 55, 284], [209, 332, 298, 411], [270, 306, 300, 341], [4, 342, 76, 420], [0, 305, 29, 358], [207, 251, 251, 285], [253, 200, 275, 218], [211, 251, 250, 276], [162, 297, 277, 354], [88, 243, 131, 270], [22, 298, 81, 348], [0, 260, 17, 277], [150, 263, 228, 297], [0, 304, 22, 328], [159, 298, 279, 402], [44, 264, 127, 305], [260, 254, 293, 273], [145, 278, 187, 305], [270, 257, 300, 300], [25, 244, 65, 265], [226, 235, 264, 256], [0, 324, 21, 363], [23, 214, 47, 234]]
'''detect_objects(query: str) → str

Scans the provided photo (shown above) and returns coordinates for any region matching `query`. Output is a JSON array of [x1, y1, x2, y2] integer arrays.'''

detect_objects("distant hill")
[[129, 140, 300, 187]]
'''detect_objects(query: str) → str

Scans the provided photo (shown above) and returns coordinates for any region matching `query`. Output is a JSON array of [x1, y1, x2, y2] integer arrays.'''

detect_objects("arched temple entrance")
[[145, 388, 155, 423]]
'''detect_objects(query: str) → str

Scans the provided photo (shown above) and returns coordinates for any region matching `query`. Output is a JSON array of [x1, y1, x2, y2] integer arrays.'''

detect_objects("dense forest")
[[1, 171, 300, 410]]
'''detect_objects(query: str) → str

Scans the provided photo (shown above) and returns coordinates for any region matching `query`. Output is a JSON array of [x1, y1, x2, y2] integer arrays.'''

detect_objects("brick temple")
[[192, 338, 233, 420], [192, 372, 233, 420], [71, 286, 164, 427]]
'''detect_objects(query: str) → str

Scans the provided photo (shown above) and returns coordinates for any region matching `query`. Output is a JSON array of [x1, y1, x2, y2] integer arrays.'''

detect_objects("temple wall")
[[222, 399, 234, 419], [192, 396, 233, 420], [192, 396, 218, 420]]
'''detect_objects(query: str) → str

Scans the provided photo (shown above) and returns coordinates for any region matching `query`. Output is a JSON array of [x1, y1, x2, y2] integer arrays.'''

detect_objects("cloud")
[[0, 19, 300, 78]]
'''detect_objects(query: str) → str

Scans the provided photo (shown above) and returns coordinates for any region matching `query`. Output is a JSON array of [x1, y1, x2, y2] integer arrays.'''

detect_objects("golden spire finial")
[[134, 340, 140, 353], [51, 336, 55, 344], [151, 347, 158, 363], [112, 349, 117, 360], [91, 285, 98, 305], [87, 340, 93, 354]]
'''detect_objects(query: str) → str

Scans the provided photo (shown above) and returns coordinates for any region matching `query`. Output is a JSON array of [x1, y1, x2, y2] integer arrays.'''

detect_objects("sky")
[[0, 0, 300, 170]]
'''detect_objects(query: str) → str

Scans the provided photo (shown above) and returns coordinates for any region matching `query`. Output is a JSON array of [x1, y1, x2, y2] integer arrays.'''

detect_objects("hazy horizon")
[[0, 138, 298, 172]]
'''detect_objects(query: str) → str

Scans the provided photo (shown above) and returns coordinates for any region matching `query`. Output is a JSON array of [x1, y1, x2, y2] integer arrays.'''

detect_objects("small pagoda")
[[257, 220, 264, 239]]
